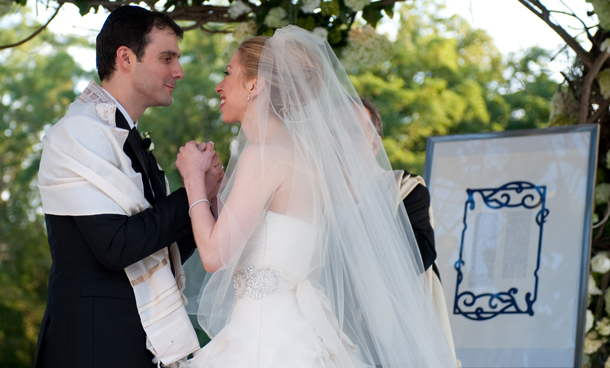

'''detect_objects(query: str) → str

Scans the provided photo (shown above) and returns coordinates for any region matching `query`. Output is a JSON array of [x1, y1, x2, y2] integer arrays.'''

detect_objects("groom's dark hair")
[[96, 5, 184, 81]]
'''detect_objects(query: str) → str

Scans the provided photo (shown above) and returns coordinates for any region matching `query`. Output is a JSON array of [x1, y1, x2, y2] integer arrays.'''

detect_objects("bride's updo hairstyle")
[[237, 32, 324, 120], [236, 36, 269, 84]]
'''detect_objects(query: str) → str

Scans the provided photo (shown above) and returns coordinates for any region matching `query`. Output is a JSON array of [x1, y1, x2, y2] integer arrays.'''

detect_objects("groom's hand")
[[197, 141, 224, 200], [196, 141, 211, 152]]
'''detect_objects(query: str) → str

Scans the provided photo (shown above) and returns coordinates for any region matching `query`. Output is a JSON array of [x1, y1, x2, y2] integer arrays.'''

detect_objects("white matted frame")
[[423, 124, 599, 368]]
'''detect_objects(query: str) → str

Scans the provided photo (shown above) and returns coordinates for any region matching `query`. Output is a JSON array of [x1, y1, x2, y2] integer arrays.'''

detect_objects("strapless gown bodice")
[[188, 211, 366, 368], [233, 211, 317, 297]]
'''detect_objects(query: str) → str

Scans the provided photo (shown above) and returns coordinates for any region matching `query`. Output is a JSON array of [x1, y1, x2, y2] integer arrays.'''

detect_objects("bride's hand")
[[176, 141, 216, 190], [197, 141, 225, 199]]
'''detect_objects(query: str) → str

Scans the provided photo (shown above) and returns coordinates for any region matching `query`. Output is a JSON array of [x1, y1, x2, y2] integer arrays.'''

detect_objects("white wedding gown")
[[188, 211, 367, 368]]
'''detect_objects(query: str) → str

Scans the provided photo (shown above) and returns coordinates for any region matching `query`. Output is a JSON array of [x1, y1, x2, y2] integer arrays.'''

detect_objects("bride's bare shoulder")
[[239, 142, 294, 167]]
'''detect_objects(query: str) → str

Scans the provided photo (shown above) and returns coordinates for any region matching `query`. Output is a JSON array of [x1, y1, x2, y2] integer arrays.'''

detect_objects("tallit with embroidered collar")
[[38, 81, 199, 367]]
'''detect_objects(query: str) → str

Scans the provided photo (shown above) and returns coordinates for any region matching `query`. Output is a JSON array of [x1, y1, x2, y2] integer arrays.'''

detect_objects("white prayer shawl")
[[38, 82, 200, 366], [394, 170, 460, 367]]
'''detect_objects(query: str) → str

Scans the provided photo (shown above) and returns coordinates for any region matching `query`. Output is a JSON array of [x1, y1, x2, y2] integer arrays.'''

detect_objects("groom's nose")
[[172, 62, 184, 80]]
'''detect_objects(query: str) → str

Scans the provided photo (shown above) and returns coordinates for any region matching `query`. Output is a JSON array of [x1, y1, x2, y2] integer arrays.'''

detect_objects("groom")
[[34, 6, 221, 367]]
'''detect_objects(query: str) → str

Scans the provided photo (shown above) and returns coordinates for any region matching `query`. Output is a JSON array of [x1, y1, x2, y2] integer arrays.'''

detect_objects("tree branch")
[[580, 52, 610, 124], [198, 25, 231, 34], [0, 4, 62, 50], [54, 0, 242, 21], [517, 0, 593, 68], [165, 5, 244, 23], [181, 20, 204, 32], [558, 0, 594, 41], [2, 0, 402, 48], [550, 10, 594, 41]]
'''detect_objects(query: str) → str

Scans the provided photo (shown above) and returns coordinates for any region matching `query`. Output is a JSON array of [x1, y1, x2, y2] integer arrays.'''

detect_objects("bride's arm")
[[177, 143, 282, 272]]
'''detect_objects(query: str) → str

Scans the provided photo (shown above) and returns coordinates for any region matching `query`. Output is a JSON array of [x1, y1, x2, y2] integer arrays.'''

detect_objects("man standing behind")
[[360, 97, 458, 365], [35, 6, 222, 367], [359, 97, 437, 271]]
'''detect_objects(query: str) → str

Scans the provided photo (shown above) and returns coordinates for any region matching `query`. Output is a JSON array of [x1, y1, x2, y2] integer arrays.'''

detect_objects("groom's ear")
[[116, 46, 135, 72], [249, 77, 265, 98]]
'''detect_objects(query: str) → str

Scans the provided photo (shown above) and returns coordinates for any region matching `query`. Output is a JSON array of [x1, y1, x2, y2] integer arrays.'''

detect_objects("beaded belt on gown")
[[234, 265, 283, 299]]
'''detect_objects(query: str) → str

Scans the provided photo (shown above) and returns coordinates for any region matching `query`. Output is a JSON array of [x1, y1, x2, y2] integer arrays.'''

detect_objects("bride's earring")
[[247, 94, 251, 101]]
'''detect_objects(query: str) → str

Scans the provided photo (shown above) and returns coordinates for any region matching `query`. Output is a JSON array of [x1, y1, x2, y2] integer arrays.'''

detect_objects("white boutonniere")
[[141, 131, 154, 152]]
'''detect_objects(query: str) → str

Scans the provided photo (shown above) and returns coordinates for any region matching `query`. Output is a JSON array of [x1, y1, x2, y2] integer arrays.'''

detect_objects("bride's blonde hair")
[[237, 36, 269, 84], [237, 34, 324, 118]]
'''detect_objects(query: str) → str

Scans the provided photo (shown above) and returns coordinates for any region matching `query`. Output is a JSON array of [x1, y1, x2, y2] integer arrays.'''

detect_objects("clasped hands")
[[176, 141, 224, 200]]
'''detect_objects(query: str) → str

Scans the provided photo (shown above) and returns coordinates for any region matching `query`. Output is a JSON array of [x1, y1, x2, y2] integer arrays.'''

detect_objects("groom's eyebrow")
[[161, 50, 180, 58]]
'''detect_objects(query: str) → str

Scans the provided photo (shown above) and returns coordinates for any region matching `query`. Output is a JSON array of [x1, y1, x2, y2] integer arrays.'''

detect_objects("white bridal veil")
[[184, 25, 457, 367]]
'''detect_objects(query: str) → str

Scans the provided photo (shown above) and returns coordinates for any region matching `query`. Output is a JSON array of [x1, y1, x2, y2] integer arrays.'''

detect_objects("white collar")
[[103, 87, 137, 130]]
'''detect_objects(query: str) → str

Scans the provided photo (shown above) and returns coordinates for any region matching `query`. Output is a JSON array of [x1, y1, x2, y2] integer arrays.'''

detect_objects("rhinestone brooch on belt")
[[234, 265, 282, 299]]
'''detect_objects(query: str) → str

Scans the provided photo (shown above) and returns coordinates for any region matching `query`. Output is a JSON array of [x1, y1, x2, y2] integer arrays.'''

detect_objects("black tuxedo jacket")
[[34, 111, 197, 368], [401, 172, 439, 278]]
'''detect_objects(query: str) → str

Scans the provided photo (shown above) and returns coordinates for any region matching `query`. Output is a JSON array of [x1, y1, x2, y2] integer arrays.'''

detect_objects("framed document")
[[423, 124, 599, 367]]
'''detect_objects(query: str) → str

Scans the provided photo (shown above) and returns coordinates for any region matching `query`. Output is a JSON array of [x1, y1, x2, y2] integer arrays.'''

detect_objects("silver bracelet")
[[188, 198, 211, 217]]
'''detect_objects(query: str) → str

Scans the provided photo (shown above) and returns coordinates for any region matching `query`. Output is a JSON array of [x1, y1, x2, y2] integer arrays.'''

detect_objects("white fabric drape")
[[184, 26, 458, 367]]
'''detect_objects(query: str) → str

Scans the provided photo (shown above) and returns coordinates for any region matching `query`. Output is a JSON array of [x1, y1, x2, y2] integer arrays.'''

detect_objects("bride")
[[176, 25, 457, 367]]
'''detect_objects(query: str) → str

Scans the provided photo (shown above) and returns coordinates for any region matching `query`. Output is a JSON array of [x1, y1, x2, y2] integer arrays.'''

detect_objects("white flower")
[[228, 1, 252, 19], [225, 20, 259, 57], [344, 0, 370, 12], [597, 317, 610, 336], [593, 252, 610, 274], [589, 274, 603, 296], [300, 0, 320, 13], [605, 354, 610, 368], [141, 131, 154, 152], [232, 20, 258, 44], [584, 331, 605, 354], [586, 309, 595, 333], [341, 24, 393, 69], [264, 7, 289, 29], [313, 27, 328, 39]]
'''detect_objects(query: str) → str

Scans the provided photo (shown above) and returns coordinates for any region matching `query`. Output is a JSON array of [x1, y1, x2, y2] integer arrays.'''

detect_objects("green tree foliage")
[[497, 46, 558, 131], [350, 1, 556, 174], [0, 11, 93, 367]]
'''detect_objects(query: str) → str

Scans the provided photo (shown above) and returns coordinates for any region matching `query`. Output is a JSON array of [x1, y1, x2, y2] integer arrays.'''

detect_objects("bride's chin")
[[221, 117, 238, 124]]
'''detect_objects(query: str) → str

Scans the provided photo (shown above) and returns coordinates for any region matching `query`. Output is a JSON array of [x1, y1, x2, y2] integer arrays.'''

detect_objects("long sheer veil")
[[184, 25, 457, 367]]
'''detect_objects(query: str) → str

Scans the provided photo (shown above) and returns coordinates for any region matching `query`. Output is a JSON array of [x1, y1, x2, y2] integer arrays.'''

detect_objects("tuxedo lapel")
[[115, 111, 174, 275], [115, 111, 166, 204], [146, 147, 168, 202]]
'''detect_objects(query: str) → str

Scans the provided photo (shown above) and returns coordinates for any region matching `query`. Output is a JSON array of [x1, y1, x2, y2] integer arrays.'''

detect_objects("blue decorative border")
[[454, 181, 549, 321]]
